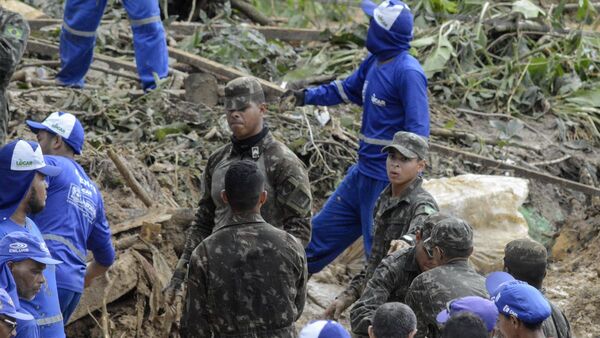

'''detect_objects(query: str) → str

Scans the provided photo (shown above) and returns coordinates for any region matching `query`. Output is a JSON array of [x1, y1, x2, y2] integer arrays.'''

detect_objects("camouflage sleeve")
[[172, 161, 216, 283], [405, 277, 436, 338], [294, 240, 309, 320], [350, 257, 398, 336], [272, 147, 313, 247], [406, 201, 438, 235], [0, 10, 29, 87], [181, 245, 211, 337]]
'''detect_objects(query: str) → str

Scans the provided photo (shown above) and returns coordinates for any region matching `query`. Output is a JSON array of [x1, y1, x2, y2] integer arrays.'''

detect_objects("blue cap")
[[361, 0, 413, 36], [0, 288, 33, 320], [436, 296, 499, 332], [0, 232, 62, 265], [300, 320, 350, 338], [0, 140, 62, 221], [486, 272, 551, 324], [26, 111, 85, 154]]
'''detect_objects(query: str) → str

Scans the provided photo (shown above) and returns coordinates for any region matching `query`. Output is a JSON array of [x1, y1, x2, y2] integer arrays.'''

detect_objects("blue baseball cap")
[[0, 140, 62, 221], [300, 320, 350, 338], [486, 272, 551, 324], [0, 232, 62, 265], [26, 111, 85, 154], [436, 296, 499, 332], [0, 288, 33, 320], [361, 0, 413, 36]]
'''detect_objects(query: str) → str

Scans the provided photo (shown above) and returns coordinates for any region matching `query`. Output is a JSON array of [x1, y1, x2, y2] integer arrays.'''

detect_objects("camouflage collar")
[[220, 212, 266, 229], [229, 131, 273, 159], [382, 176, 423, 208]]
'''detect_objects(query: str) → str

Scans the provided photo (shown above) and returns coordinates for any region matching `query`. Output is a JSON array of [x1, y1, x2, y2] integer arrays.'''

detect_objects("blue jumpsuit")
[[304, 12, 430, 273], [56, 0, 169, 90]]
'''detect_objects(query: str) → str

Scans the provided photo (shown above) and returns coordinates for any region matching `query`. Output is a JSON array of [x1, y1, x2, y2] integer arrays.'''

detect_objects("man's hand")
[[323, 292, 356, 320], [164, 275, 184, 306], [84, 261, 109, 288], [280, 89, 305, 111]]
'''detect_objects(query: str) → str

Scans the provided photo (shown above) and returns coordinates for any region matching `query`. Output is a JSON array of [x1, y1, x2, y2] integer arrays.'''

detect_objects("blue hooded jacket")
[[304, 0, 429, 181]]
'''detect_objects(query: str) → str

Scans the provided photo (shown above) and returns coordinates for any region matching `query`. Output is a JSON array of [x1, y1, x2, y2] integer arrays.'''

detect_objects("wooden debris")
[[231, 0, 273, 26], [107, 148, 155, 208], [27, 19, 330, 42], [111, 208, 172, 235], [429, 142, 600, 196]]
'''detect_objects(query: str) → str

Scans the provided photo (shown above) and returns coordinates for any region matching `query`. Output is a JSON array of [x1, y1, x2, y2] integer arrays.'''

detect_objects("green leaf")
[[565, 87, 600, 107], [443, 119, 456, 129], [422, 34, 455, 78], [411, 36, 436, 49], [512, 0, 545, 19]]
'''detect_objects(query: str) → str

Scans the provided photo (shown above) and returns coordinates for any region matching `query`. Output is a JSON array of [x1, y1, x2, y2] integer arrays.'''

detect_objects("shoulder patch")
[[3, 24, 23, 40]]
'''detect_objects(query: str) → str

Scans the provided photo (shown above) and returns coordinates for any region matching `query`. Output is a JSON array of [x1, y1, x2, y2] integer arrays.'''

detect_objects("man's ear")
[[417, 159, 427, 172], [368, 325, 375, 338], [220, 190, 229, 205], [408, 328, 417, 338], [415, 230, 422, 241], [6, 261, 13, 270], [259, 103, 267, 114], [258, 190, 268, 205]]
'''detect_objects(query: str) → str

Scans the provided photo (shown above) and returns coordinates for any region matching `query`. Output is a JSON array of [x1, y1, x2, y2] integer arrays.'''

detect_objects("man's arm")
[[303, 55, 375, 107], [86, 196, 115, 286], [180, 245, 211, 337], [350, 257, 399, 336], [405, 277, 432, 338], [0, 10, 29, 87], [271, 146, 313, 247], [398, 69, 430, 137], [406, 201, 439, 236], [294, 241, 308, 320]]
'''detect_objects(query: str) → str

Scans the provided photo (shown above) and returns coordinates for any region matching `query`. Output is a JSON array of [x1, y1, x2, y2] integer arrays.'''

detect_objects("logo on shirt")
[[371, 93, 387, 107], [8, 242, 29, 253]]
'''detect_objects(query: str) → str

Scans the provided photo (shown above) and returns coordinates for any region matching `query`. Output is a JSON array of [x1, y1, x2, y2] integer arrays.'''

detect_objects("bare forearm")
[[84, 261, 110, 288]]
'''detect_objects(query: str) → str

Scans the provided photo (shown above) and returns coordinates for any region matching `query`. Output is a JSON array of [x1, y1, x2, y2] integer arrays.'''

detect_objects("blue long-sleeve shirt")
[[31, 156, 115, 293], [304, 52, 429, 181], [0, 218, 64, 337]]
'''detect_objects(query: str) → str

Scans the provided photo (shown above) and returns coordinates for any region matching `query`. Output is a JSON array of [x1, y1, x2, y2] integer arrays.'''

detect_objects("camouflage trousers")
[[0, 91, 7, 145]]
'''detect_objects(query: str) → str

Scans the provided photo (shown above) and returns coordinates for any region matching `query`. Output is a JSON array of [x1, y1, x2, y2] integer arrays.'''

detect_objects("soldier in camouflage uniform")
[[180, 160, 308, 338], [503, 239, 572, 338], [405, 216, 488, 338], [165, 76, 312, 301], [325, 131, 438, 320], [0, 7, 29, 145], [349, 213, 448, 337]]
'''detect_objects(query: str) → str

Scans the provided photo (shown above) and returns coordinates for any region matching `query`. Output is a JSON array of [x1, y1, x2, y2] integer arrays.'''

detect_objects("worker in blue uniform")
[[0, 139, 65, 337], [284, 0, 430, 274], [26, 112, 116, 324], [56, 0, 169, 90]]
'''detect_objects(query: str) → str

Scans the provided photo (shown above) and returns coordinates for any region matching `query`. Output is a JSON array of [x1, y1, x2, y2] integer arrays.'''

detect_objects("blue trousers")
[[56, 0, 169, 89], [306, 165, 388, 273], [57, 288, 82, 324]]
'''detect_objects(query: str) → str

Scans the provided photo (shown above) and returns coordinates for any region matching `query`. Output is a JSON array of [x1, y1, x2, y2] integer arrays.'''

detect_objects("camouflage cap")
[[504, 239, 547, 266], [424, 216, 473, 251], [224, 77, 266, 111], [382, 131, 428, 160], [420, 212, 449, 239]]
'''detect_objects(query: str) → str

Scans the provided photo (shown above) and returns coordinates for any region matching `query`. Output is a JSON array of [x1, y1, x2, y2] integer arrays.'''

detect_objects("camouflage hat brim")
[[224, 93, 265, 111], [382, 144, 419, 158]]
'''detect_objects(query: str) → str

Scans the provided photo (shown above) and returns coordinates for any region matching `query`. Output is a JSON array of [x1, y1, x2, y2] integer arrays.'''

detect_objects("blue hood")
[[0, 169, 35, 222], [366, 16, 412, 61]]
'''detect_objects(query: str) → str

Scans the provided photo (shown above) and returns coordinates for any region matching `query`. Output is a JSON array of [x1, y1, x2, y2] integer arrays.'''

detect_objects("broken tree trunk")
[[68, 250, 140, 324], [107, 148, 154, 208], [230, 0, 273, 26]]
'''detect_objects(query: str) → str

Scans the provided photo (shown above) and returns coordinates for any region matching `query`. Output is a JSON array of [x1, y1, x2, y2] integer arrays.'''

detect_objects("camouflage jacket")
[[0, 7, 29, 144], [542, 300, 571, 338], [344, 178, 437, 299], [174, 131, 312, 282], [350, 247, 421, 336], [405, 259, 488, 338], [181, 212, 308, 338]]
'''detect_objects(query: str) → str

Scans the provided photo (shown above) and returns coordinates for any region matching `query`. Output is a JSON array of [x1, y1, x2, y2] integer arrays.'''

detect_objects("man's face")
[[226, 102, 264, 140], [26, 173, 48, 214], [35, 130, 56, 155], [386, 150, 424, 186], [9, 259, 46, 300], [0, 315, 16, 338], [415, 232, 437, 272]]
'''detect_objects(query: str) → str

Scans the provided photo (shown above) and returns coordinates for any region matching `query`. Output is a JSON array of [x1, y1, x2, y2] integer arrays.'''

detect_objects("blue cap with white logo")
[[26, 111, 85, 154], [0, 232, 62, 265], [361, 0, 413, 36], [0, 288, 33, 320], [486, 271, 551, 324], [0, 140, 62, 221], [300, 320, 350, 338]]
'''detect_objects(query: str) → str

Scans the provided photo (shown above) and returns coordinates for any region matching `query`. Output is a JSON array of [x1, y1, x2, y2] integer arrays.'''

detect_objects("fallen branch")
[[429, 142, 600, 196], [431, 127, 540, 152], [231, 0, 273, 26], [107, 148, 154, 208]]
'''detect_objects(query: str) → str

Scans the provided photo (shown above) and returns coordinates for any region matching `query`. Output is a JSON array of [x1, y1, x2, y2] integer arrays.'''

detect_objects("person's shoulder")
[[393, 54, 426, 76], [206, 143, 232, 167], [264, 136, 302, 162]]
